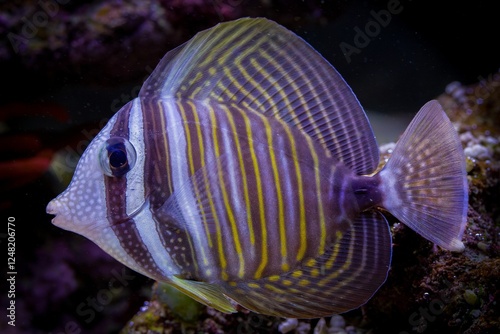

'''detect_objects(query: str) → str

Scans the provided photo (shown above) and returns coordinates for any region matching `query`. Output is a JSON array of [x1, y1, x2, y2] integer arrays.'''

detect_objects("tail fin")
[[378, 100, 468, 252]]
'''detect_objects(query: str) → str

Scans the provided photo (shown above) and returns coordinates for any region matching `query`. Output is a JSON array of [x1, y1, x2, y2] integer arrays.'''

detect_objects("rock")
[[367, 70, 500, 334]]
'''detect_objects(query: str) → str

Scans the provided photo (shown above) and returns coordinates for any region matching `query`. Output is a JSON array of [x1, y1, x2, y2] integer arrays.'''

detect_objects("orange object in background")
[[0, 102, 68, 202]]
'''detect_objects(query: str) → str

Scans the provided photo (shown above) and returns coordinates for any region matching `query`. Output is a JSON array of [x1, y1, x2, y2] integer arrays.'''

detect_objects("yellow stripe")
[[319, 230, 353, 287], [200, 166, 227, 279], [199, 23, 257, 68], [305, 136, 326, 254], [265, 47, 324, 142], [238, 109, 268, 280], [262, 115, 287, 271], [252, 54, 293, 117], [246, 56, 281, 115], [210, 107, 245, 279], [193, 105, 227, 279], [264, 283, 285, 294], [281, 125, 307, 261], [215, 24, 265, 69], [156, 100, 173, 195], [188, 21, 333, 151], [323, 218, 379, 296], [190, 103, 214, 249], [218, 66, 252, 103], [243, 54, 308, 262], [177, 101, 206, 271], [187, 72, 204, 99], [213, 45, 281, 114], [259, 47, 338, 165], [224, 107, 255, 247], [172, 23, 257, 97], [325, 230, 343, 270]]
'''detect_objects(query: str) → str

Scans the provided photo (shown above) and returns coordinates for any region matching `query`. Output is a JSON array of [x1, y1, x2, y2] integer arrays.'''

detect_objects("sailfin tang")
[[219, 211, 391, 318], [139, 17, 379, 174], [379, 100, 468, 252]]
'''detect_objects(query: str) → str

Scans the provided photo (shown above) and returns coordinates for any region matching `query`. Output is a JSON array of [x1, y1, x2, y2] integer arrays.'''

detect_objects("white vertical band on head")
[[121, 98, 176, 278], [77, 108, 145, 276], [126, 98, 146, 215]]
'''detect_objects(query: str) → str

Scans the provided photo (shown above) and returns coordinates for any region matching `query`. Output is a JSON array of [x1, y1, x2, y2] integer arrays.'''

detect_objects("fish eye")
[[99, 137, 137, 177]]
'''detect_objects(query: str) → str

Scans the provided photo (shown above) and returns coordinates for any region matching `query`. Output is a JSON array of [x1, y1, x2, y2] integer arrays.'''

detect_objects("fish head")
[[47, 99, 179, 280], [46, 101, 144, 240]]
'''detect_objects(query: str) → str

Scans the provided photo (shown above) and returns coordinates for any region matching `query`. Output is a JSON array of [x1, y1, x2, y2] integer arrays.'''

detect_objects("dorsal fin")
[[140, 17, 379, 174]]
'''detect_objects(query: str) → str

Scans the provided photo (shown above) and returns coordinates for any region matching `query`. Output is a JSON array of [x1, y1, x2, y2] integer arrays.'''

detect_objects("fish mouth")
[[46, 199, 57, 215], [46, 197, 76, 231], [46, 199, 63, 227], [46, 198, 90, 233]]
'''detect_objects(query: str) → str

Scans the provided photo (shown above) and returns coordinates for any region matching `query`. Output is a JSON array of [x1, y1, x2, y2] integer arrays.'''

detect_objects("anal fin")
[[219, 211, 392, 318]]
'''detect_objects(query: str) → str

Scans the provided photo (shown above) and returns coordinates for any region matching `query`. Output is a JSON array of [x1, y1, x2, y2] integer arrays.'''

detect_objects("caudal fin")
[[378, 100, 468, 252]]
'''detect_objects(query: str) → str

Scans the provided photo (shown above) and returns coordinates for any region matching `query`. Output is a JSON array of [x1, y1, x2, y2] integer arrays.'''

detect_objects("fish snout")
[[46, 197, 69, 229]]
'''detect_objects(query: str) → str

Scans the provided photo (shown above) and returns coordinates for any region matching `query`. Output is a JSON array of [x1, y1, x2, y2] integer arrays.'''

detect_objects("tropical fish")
[[46, 17, 468, 318]]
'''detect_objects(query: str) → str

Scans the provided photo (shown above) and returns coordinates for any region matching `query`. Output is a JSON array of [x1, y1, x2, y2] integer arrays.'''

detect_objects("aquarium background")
[[0, 0, 498, 333]]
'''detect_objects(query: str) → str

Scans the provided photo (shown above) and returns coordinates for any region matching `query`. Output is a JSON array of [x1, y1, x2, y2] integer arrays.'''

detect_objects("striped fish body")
[[123, 96, 368, 283], [47, 18, 468, 318]]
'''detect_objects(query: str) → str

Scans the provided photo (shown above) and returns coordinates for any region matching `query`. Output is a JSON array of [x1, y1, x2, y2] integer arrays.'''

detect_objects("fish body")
[[47, 18, 468, 318]]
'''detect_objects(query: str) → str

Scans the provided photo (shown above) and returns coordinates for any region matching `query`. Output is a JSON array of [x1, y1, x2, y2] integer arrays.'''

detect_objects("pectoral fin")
[[169, 275, 237, 313]]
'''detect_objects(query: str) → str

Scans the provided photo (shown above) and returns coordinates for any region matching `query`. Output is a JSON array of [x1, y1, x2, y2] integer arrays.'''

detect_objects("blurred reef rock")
[[0, 0, 339, 87]]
